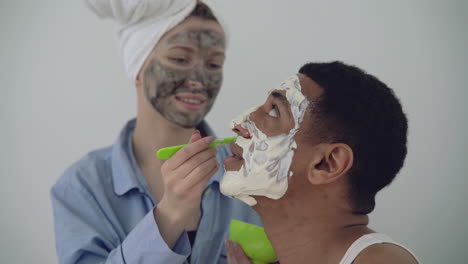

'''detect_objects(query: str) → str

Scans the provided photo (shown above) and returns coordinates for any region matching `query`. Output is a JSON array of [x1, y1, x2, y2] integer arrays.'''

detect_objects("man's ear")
[[307, 143, 353, 185]]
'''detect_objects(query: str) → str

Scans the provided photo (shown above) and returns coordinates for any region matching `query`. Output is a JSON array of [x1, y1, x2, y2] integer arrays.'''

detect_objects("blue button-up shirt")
[[51, 119, 262, 264]]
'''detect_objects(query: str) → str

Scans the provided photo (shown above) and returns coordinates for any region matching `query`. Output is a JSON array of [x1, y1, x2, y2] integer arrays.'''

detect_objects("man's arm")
[[354, 243, 419, 264]]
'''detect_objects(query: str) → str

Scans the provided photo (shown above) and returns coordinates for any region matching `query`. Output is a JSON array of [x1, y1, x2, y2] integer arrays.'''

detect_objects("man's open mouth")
[[223, 142, 244, 166], [230, 142, 244, 159]]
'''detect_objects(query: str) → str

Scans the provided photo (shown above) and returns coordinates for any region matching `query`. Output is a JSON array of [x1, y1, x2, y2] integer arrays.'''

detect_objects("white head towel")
[[85, 0, 197, 82]]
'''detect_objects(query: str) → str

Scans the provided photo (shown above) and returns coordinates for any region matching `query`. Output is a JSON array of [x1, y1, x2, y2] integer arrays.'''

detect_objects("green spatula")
[[229, 219, 277, 264], [156, 136, 238, 159]]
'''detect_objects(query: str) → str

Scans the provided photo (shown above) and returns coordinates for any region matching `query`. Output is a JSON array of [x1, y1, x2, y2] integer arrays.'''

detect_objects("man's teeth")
[[179, 98, 202, 104]]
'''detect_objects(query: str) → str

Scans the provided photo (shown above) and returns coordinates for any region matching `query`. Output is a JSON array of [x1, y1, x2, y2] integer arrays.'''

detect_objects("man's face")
[[220, 74, 316, 206], [139, 17, 226, 128]]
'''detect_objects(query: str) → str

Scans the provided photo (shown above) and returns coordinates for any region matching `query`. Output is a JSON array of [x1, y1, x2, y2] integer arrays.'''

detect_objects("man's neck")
[[256, 197, 372, 264]]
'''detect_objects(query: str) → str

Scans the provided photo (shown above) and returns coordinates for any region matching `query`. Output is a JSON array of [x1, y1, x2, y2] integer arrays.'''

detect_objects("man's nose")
[[233, 124, 251, 138]]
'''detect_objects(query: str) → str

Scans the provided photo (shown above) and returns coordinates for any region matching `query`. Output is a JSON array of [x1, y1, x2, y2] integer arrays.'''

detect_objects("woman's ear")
[[135, 58, 150, 89], [307, 143, 353, 185], [135, 71, 143, 88]]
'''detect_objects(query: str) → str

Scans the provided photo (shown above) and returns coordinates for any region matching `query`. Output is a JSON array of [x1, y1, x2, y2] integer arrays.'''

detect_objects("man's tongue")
[[224, 153, 243, 164]]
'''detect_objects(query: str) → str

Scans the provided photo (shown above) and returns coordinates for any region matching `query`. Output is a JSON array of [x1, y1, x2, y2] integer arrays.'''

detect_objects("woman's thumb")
[[188, 130, 202, 143]]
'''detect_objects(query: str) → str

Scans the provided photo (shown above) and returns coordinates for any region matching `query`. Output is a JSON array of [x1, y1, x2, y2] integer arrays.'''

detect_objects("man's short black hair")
[[299, 61, 408, 214]]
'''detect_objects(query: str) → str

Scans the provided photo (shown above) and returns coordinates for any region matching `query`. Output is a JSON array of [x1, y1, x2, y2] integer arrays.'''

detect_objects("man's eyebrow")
[[270, 91, 288, 104]]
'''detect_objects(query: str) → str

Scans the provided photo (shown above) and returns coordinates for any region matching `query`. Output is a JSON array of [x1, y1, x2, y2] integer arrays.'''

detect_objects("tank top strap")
[[338, 233, 420, 264]]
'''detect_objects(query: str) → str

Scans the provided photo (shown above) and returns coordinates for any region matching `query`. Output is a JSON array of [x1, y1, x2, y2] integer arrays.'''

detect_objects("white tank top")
[[338, 233, 420, 264]]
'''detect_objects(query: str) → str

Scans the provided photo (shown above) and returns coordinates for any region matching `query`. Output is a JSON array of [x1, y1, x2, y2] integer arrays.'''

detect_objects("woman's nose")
[[233, 124, 251, 138], [185, 66, 207, 90], [186, 79, 205, 90]]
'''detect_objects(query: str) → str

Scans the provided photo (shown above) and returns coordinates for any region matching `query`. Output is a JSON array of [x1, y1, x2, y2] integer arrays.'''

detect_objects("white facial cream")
[[220, 75, 309, 206]]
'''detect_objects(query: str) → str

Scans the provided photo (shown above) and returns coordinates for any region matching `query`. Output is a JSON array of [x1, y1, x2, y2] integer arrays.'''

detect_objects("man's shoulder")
[[52, 145, 114, 194], [354, 242, 419, 264]]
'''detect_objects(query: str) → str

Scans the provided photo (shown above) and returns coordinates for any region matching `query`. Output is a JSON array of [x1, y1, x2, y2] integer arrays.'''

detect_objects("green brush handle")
[[156, 136, 237, 159]]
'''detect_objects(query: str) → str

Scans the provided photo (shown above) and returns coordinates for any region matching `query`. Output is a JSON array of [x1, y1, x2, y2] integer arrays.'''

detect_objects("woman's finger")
[[179, 156, 219, 191], [188, 130, 202, 144], [189, 161, 220, 194], [226, 240, 238, 264], [172, 147, 217, 179], [162, 135, 215, 171], [226, 240, 252, 264]]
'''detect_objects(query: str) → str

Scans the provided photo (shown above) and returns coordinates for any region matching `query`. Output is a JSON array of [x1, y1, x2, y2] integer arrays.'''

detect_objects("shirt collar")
[[111, 119, 144, 196], [111, 119, 221, 196]]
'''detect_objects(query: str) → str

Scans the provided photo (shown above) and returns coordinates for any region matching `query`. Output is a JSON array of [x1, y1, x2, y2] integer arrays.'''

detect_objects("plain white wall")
[[1, 0, 467, 263]]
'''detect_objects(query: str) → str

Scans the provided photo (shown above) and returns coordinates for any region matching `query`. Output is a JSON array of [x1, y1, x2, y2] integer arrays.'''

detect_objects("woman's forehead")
[[161, 17, 225, 47]]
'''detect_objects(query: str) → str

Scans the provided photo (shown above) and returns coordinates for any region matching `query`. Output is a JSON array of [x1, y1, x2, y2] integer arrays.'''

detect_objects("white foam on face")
[[220, 75, 310, 206]]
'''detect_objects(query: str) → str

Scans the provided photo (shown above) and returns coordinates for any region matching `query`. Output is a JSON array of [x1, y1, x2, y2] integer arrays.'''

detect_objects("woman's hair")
[[189, 2, 219, 23]]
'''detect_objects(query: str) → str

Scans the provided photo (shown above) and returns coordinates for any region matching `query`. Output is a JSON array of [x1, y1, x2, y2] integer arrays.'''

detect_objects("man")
[[51, 1, 261, 263], [222, 61, 420, 263]]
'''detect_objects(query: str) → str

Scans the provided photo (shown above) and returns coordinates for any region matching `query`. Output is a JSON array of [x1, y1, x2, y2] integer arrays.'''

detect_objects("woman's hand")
[[155, 131, 219, 247], [226, 240, 252, 264]]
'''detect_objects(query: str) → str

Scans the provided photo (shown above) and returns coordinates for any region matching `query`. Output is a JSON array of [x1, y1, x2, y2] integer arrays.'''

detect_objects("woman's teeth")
[[178, 98, 203, 104]]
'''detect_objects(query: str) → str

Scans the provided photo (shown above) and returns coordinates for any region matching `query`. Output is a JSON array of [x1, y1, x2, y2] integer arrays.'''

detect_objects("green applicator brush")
[[156, 136, 238, 159]]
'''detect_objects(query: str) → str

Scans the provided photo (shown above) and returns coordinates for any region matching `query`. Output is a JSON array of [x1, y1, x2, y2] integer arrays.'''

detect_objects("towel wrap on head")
[[85, 0, 197, 82]]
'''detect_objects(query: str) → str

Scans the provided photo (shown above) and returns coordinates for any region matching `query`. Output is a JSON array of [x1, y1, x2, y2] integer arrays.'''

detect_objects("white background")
[[1, 0, 467, 263]]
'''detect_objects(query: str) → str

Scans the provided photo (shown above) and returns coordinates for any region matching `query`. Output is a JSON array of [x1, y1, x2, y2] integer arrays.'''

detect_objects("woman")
[[51, 1, 261, 263]]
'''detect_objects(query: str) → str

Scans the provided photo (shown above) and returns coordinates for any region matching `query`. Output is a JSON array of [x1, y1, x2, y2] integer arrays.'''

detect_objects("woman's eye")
[[207, 61, 222, 70], [267, 106, 279, 117], [208, 63, 221, 69], [170, 57, 186, 63]]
